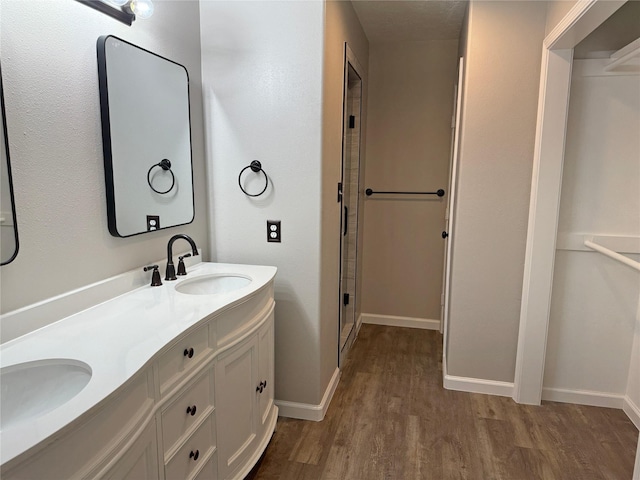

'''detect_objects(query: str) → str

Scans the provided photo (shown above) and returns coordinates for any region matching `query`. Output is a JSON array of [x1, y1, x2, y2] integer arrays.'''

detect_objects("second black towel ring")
[[147, 159, 175, 195], [238, 160, 269, 197]]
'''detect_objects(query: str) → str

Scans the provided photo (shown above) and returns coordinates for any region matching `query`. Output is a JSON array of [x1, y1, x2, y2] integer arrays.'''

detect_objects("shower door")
[[339, 45, 364, 366]]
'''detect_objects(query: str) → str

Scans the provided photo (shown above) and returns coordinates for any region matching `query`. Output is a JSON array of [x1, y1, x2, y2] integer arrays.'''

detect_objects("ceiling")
[[351, 0, 468, 43]]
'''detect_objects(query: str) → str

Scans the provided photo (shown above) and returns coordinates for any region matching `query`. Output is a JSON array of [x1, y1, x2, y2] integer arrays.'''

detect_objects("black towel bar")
[[365, 188, 445, 197]]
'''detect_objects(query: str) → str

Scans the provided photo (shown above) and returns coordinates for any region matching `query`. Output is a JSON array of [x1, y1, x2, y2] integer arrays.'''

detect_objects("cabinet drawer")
[[165, 413, 216, 480], [191, 450, 218, 480], [162, 369, 215, 453], [158, 323, 212, 396]]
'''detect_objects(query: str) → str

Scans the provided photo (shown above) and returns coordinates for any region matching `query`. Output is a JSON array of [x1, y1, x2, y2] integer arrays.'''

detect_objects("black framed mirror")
[[0, 64, 19, 266], [97, 35, 195, 237]]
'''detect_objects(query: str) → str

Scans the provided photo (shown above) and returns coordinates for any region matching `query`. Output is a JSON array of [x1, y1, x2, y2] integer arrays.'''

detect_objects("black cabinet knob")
[[186, 405, 197, 416], [183, 347, 194, 358], [256, 384, 263, 393], [189, 450, 199, 461], [442, 231, 448, 239]]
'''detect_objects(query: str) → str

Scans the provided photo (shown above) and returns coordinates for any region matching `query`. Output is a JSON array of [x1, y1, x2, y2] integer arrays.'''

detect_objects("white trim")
[[545, 0, 625, 50], [541, 387, 624, 409], [443, 374, 514, 397], [355, 313, 363, 336], [442, 354, 514, 397], [513, 46, 574, 406], [515, 0, 626, 406], [275, 367, 341, 422], [624, 395, 640, 431], [442, 57, 465, 354], [361, 313, 440, 331]]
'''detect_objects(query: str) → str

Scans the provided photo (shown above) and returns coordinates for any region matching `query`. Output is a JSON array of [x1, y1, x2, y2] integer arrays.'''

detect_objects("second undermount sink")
[[0, 359, 92, 431], [175, 274, 252, 295]]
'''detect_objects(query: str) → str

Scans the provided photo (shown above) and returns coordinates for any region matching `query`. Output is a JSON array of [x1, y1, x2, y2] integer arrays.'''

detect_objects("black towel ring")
[[147, 159, 175, 195], [238, 160, 269, 197]]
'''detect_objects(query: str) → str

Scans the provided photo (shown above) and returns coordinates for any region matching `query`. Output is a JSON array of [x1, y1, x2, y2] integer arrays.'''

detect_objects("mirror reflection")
[[0, 64, 19, 266], [97, 35, 195, 238]]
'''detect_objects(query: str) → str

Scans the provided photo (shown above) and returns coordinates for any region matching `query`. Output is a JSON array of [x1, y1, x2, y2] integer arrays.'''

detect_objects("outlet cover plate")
[[267, 220, 281, 242]]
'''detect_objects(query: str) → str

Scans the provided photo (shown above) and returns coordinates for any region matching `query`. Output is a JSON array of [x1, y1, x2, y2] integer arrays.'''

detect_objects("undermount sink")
[[175, 274, 252, 295], [0, 359, 92, 431]]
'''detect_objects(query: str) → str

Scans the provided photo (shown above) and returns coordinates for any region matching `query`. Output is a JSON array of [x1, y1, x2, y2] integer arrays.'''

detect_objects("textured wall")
[[200, 0, 325, 405], [361, 40, 458, 321], [447, 1, 547, 382], [0, 0, 207, 315]]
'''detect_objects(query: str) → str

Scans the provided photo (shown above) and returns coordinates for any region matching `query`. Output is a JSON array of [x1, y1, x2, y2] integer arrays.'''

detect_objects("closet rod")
[[584, 239, 640, 272]]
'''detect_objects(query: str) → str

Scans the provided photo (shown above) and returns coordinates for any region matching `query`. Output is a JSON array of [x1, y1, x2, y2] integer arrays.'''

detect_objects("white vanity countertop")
[[0, 262, 277, 466]]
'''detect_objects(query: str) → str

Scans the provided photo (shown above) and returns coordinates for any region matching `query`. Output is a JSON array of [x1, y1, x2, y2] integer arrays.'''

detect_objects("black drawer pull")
[[186, 405, 197, 416], [190, 449, 199, 461], [183, 347, 194, 358]]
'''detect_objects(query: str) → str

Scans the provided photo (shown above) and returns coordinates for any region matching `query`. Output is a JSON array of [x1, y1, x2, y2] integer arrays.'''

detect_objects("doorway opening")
[[339, 45, 364, 366]]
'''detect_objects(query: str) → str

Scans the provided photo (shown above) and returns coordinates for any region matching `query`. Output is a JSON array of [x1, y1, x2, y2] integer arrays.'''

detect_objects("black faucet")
[[166, 234, 199, 281]]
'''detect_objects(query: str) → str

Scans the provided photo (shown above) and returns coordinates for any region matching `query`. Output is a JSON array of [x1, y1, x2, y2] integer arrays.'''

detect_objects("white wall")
[[447, 1, 547, 382], [0, 0, 208, 317], [361, 40, 458, 322], [200, 1, 325, 406], [544, 64, 640, 404]]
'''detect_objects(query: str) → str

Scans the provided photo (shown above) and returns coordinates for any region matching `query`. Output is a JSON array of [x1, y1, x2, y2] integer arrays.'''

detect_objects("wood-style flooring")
[[248, 324, 638, 479]]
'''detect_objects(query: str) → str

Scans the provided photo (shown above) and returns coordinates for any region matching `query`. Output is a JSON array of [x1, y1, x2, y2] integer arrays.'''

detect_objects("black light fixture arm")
[[76, 0, 135, 25]]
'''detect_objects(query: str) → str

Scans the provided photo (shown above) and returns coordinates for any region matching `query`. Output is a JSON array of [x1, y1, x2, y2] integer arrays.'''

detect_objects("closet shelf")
[[604, 37, 640, 73]]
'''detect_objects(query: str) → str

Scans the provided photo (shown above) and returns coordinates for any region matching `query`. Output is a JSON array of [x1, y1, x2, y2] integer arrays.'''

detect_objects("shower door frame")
[[338, 43, 365, 367]]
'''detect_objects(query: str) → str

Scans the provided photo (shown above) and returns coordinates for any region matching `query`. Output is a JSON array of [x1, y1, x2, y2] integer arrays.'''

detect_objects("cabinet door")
[[257, 313, 275, 431], [103, 422, 159, 480], [215, 335, 258, 479]]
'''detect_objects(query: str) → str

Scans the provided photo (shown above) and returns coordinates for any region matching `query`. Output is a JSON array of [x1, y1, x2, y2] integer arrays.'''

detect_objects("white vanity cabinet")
[[103, 422, 159, 480], [1, 267, 277, 480], [216, 311, 276, 480]]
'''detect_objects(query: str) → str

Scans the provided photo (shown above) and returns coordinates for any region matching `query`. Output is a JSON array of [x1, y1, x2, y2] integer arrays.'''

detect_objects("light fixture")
[[125, 0, 154, 20], [76, 0, 154, 26]]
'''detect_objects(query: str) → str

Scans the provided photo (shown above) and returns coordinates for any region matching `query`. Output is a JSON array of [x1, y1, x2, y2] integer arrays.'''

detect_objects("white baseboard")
[[361, 313, 440, 331], [542, 387, 625, 409], [442, 358, 514, 397], [355, 313, 363, 336], [624, 395, 640, 430], [275, 367, 341, 422]]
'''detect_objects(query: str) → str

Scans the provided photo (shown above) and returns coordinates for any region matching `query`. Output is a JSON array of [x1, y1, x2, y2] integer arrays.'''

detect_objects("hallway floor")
[[249, 325, 638, 479]]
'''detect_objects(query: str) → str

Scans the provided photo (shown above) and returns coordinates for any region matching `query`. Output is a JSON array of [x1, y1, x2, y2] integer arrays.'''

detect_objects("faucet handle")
[[177, 254, 191, 276], [143, 265, 163, 287]]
